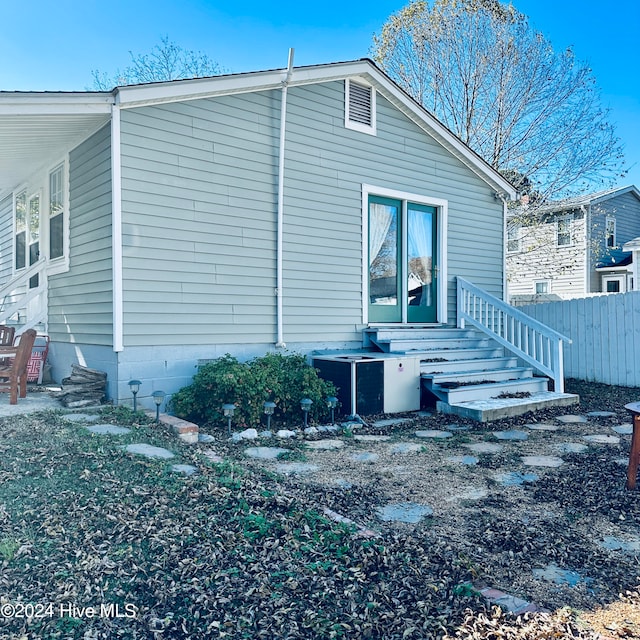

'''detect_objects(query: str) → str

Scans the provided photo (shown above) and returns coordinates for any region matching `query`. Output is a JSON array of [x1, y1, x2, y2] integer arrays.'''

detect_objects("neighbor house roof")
[[0, 59, 517, 200], [535, 185, 640, 214]]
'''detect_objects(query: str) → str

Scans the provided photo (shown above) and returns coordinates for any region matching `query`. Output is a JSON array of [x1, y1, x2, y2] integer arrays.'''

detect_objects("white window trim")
[[46, 159, 70, 276], [602, 274, 625, 293], [605, 216, 616, 248], [556, 214, 573, 247], [506, 223, 520, 253], [345, 79, 377, 136], [534, 280, 551, 295], [361, 184, 447, 324], [12, 186, 28, 275]]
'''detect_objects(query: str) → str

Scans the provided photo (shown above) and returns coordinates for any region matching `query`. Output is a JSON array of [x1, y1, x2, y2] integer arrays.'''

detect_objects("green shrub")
[[171, 352, 336, 430]]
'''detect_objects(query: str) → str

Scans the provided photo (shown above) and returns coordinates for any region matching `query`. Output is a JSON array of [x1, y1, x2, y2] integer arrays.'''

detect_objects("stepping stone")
[[86, 424, 131, 435], [198, 433, 215, 443], [373, 418, 413, 428], [171, 464, 198, 476], [600, 536, 640, 552], [124, 444, 175, 459], [612, 424, 633, 435], [389, 442, 424, 454], [587, 411, 617, 418], [232, 428, 259, 441], [351, 452, 379, 463], [306, 439, 344, 450], [447, 487, 488, 501], [494, 471, 539, 486], [276, 429, 297, 439], [464, 442, 503, 454], [553, 442, 589, 454], [446, 423, 470, 431], [556, 415, 588, 424], [522, 455, 564, 467], [64, 413, 101, 423], [275, 462, 319, 475], [583, 434, 620, 445], [354, 434, 391, 442], [492, 430, 528, 441], [415, 429, 452, 439], [447, 455, 479, 466], [532, 563, 591, 587], [376, 502, 433, 523], [244, 446, 289, 459], [524, 423, 559, 431], [202, 449, 224, 463]]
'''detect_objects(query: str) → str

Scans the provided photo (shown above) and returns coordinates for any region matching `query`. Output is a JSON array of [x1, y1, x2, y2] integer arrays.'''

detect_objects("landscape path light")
[[263, 401, 276, 430], [222, 403, 236, 436], [326, 396, 338, 424], [300, 398, 312, 428], [128, 379, 141, 412], [152, 390, 166, 423]]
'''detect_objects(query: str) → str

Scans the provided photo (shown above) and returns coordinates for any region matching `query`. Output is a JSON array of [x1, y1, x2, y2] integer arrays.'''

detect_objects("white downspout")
[[275, 48, 294, 348], [111, 96, 124, 352]]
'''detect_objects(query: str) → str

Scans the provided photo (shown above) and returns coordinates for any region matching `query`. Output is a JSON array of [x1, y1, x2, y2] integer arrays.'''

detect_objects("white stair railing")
[[457, 277, 571, 392], [0, 259, 48, 331]]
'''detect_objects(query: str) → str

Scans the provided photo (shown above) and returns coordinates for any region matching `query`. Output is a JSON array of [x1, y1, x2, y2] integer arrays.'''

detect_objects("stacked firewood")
[[53, 364, 107, 408]]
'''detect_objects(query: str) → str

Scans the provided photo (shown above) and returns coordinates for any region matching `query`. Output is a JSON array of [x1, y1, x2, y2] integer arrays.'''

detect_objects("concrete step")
[[415, 346, 505, 360], [368, 327, 475, 341], [420, 356, 519, 374], [380, 337, 491, 353], [430, 377, 548, 404], [424, 367, 534, 385], [437, 391, 580, 422]]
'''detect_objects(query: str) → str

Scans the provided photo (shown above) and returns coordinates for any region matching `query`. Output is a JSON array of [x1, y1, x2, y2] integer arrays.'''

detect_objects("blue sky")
[[1, 0, 638, 188]]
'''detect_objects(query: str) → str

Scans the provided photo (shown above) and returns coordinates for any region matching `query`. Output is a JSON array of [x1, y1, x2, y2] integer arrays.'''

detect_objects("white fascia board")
[[0, 93, 113, 115], [623, 237, 640, 251]]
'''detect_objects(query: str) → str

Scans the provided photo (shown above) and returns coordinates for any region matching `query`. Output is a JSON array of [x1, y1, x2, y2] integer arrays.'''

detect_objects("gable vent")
[[346, 79, 376, 135]]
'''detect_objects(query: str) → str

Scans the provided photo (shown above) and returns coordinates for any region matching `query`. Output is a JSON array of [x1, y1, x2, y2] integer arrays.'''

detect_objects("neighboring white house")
[[507, 185, 640, 305]]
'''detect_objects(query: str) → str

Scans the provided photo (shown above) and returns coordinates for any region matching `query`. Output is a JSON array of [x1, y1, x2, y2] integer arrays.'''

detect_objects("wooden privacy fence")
[[519, 291, 640, 387]]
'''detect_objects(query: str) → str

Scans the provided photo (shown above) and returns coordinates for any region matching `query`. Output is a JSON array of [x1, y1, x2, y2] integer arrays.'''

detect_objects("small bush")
[[171, 352, 336, 430]]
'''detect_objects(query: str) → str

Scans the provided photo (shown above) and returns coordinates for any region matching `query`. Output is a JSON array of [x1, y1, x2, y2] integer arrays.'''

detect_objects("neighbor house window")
[[345, 79, 376, 135], [49, 164, 65, 260], [557, 215, 572, 246], [507, 223, 520, 253], [606, 217, 616, 248], [535, 280, 550, 294]]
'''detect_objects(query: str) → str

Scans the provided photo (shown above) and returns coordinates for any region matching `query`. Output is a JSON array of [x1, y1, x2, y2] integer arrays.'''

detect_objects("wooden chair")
[[0, 329, 37, 404], [0, 325, 15, 346]]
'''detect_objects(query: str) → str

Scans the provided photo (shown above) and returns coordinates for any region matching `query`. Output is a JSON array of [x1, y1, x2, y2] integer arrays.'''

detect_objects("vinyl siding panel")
[[48, 124, 113, 345], [119, 81, 503, 348], [0, 194, 13, 283]]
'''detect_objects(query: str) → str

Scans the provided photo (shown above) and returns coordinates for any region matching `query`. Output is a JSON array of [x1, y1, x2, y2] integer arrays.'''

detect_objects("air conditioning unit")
[[312, 354, 421, 416]]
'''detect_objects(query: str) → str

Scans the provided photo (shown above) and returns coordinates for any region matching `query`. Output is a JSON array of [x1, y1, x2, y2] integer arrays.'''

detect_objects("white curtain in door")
[[369, 203, 394, 262]]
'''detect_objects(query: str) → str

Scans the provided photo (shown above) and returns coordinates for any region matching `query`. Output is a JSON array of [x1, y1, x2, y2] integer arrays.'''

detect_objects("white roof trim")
[[0, 93, 113, 115]]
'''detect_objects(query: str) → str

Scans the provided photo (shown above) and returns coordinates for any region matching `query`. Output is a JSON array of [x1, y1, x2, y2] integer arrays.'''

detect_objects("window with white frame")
[[345, 79, 376, 135], [606, 217, 616, 248], [556, 215, 572, 246], [535, 280, 550, 294], [506, 223, 520, 253], [14, 191, 27, 270], [49, 164, 65, 260]]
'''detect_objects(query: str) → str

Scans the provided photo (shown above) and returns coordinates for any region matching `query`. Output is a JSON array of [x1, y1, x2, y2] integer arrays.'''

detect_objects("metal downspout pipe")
[[276, 49, 294, 348]]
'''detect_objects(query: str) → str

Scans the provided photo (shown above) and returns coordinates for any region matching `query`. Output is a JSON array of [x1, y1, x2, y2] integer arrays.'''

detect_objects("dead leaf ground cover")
[[0, 380, 638, 639]]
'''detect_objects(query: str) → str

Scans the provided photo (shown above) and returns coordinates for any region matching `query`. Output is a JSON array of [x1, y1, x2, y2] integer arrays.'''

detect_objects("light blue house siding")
[[47, 123, 117, 387], [109, 79, 504, 404]]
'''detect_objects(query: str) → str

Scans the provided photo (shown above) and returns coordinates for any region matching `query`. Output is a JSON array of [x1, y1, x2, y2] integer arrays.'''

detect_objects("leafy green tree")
[[372, 0, 625, 201], [91, 36, 222, 89]]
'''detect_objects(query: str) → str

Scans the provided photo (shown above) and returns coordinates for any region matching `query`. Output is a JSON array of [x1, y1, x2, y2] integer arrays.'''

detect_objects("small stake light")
[[326, 396, 338, 424], [152, 390, 166, 423], [263, 401, 276, 430], [300, 398, 312, 428], [128, 379, 141, 412], [222, 403, 236, 436]]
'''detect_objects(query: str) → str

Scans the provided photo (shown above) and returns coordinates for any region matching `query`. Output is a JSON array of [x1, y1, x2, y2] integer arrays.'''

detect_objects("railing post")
[[457, 279, 465, 328], [553, 338, 565, 393]]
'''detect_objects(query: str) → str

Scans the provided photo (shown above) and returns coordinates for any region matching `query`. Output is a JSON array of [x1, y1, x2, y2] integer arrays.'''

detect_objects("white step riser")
[[426, 367, 534, 384], [383, 338, 490, 352], [371, 329, 475, 341], [435, 378, 548, 404], [420, 357, 519, 374], [417, 347, 504, 361]]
